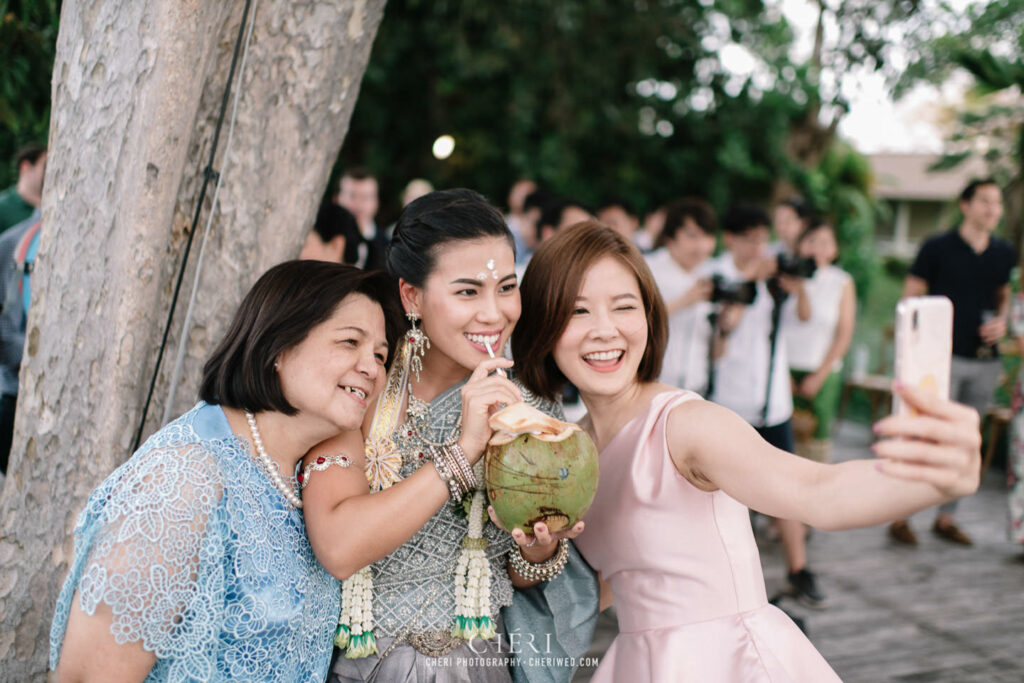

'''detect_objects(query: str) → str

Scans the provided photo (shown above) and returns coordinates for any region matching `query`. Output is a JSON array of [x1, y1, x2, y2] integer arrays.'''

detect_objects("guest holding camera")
[[782, 219, 856, 464], [706, 204, 825, 608], [771, 196, 812, 257], [645, 198, 717, 394]]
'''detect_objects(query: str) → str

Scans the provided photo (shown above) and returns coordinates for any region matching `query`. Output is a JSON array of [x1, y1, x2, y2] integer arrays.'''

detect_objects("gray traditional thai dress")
[[330, 376, 598, 683]]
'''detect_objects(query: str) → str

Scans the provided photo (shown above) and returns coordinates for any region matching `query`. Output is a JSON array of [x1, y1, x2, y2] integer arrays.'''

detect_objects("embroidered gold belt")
[[405, 630, 466, 657]]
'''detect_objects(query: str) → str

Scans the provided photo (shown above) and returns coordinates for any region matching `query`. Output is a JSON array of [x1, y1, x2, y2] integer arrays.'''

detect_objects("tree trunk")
[[0, 0, 385, 677]]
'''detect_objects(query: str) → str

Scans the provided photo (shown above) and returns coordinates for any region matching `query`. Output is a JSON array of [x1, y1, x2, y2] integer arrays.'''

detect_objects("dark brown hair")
[[960, 177, 999, 202], [200, 260, 403, 414], [513, 220, 668, 401], [661, 197, 717, 240], [15, 143, 46, 168], [386, 188, 514, 287]]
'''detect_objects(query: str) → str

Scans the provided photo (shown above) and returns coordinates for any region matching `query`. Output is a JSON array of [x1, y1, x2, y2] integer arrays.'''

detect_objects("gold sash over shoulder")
[[363, 341, 409, 492]]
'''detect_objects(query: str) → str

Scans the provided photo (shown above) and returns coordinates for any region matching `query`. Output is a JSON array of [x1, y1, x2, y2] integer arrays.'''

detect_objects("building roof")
[[868, 153, 989, 201]]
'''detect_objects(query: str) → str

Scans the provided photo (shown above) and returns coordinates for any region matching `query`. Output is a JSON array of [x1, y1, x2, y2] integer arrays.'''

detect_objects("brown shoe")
[[932, 519, 973, 546], [888, 520, 919, 546]]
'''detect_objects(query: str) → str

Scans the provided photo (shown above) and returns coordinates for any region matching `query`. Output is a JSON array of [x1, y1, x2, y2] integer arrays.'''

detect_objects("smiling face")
[[404, 237, 520, 374], [552, 256, 648, 399], [275, 293, 389, 432]]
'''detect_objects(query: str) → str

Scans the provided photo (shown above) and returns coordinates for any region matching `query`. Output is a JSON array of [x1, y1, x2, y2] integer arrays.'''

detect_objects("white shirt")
[[783, 264, 852, 373], [645, 249, 712, 394], [706, 252, 793, 427]]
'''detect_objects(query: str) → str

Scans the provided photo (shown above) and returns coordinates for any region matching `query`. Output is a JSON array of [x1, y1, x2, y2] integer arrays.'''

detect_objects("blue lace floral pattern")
[[49, 402, 340, 682]]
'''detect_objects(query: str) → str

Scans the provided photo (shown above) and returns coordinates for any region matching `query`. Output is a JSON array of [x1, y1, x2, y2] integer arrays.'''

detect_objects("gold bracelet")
[[509, 538, 570, 582]]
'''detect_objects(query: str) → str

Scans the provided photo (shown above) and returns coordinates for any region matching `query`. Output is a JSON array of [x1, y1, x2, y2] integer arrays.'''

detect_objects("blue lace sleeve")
[[50, 441, 228, 670]]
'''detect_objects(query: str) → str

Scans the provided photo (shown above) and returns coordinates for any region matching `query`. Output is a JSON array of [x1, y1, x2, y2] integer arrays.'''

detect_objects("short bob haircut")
[[513, 220, 668, 402], [200, 260, 404, 415]]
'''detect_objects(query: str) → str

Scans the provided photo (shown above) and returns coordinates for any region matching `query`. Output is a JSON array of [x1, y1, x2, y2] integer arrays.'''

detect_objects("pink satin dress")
[[574, 390, 841, 682]]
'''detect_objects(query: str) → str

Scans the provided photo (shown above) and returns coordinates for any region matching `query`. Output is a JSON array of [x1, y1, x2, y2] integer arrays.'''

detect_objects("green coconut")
[[484, 403, 599, 532]]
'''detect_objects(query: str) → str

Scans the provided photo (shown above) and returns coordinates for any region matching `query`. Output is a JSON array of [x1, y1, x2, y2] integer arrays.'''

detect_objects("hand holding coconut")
[[483, 401, 599, 579]]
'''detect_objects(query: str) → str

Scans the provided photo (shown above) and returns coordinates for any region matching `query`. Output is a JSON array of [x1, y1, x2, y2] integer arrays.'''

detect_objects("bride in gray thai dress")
[[301, 189, 599, 682]]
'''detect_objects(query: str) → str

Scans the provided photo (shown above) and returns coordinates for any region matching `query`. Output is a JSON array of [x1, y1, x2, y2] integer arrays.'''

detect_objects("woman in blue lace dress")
[[301, 189, 598, 683], [49, 261, 403, 682]]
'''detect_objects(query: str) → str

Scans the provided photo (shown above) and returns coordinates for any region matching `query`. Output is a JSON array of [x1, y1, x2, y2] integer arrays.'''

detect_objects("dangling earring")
[[405, 311, 430, 383]]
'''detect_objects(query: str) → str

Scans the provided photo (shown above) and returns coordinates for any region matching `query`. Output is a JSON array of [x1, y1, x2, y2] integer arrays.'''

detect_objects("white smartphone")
[[892, 296, 953, 416]]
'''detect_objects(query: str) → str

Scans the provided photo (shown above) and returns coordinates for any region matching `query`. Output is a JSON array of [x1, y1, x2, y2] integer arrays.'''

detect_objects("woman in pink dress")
[[510, 221, 983, 681]]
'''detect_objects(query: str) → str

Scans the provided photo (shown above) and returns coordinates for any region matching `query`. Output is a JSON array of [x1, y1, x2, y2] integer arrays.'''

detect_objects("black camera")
[[710, 274, 758, 305], [776, 253, 817, 279]]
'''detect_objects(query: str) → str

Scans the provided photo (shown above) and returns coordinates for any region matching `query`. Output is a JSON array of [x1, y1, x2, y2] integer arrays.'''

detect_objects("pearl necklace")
[[245, 411, 303, 509]]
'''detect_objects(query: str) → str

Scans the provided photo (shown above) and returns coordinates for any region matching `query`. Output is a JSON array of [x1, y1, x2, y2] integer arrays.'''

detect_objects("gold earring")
[[405, 311, 430, 383]]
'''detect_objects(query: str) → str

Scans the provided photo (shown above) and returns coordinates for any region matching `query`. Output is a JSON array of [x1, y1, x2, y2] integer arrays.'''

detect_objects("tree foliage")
[[338, 0, 891, 299], [0, 0, 61, 187], [897, 0, 1024, 248], [338, 0, 818, 221]]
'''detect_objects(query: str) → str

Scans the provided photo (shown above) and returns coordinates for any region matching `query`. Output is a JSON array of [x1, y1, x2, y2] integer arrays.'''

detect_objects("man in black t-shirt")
[[889, 178, 1014, 547]]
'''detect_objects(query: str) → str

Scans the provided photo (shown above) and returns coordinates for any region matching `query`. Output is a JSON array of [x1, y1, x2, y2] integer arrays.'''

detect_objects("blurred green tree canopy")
[[338, 0, 819, 219], [896, 0, 1024, 250], [0, 0, 60, 188], [5, 0, 917, 297], [338, 0, 916, 297]]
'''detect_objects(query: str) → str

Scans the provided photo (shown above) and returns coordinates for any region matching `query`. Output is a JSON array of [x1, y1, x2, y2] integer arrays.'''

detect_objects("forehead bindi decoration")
[[487, 259, 498, 279]]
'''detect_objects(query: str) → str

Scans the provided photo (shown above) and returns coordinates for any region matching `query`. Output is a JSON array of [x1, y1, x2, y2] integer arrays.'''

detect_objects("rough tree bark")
[[0, 0, 386, 678]]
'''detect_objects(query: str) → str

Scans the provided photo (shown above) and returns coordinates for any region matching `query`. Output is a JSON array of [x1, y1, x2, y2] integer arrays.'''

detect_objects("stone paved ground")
[[573, 420, 1024, 682]]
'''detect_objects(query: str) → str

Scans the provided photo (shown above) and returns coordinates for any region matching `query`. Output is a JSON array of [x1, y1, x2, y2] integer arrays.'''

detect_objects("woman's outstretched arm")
[[667, 383, 980, 530]]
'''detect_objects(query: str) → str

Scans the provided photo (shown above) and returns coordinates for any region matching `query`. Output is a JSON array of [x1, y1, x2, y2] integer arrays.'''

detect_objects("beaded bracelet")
[[431, 446, 465, 501], [508, 538, 570, 583], [298, 454, 351, 490], [446, 443, 477, 492], [439, 446, 469, 498]]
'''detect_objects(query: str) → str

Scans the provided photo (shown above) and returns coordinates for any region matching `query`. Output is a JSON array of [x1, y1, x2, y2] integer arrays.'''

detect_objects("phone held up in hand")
[[893, 296, 953, 416]]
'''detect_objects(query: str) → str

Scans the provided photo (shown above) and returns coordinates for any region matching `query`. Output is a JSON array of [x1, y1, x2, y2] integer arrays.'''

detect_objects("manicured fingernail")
[[872, 423, 882, 434], [875, 461, 884, 472]]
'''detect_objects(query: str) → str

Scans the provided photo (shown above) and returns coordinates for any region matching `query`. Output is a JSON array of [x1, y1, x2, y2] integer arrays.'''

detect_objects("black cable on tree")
[[132, 0, 254, 452]]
